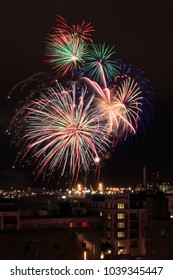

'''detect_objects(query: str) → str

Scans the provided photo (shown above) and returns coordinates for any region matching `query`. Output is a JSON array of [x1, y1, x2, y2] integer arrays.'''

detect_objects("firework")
[[115, 60, 155, 133], [82, 76, 142, 137], [54, 15, 94, 42], [45, 16, 95, 77], [82, 43, 119, 84], [114, 77, 142, 134], [8, 16, 155, 186], [13, 83, 110, 183], [45, 35, 87, 77]]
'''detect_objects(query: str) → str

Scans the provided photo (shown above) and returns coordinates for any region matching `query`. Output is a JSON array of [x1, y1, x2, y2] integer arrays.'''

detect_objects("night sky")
[[0, 0, 173, 188]]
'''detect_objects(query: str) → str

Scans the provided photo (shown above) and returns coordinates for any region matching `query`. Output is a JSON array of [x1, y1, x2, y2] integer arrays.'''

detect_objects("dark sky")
[[0, 0, 173, 188]]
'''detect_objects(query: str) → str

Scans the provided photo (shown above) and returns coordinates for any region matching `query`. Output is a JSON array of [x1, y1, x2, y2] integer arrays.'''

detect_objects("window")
[[130, 240, 138, 248], [107, 221, 111, 228], [117, 231, 125, 238], [130, 213, 138, 220], [3, 216, 17, 225], [107, 203, 111, 209], [107, 213, 111, 219], [118, 222, 125, 228], [117, 241, 125, 248], [130, 221, 138, 229], [160, 228, 166, 238], [117, 203, 124, 209], [130, 230, 139, 239], [117, 213, 125, 219]]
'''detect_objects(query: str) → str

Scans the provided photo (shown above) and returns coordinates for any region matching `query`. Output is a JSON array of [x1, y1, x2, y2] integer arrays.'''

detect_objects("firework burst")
[[115, 60, 155, 133], [82, 43, 119, 84], [12, 84, 110, 183], [45, 35, 87, 77], [45, 16, 95, 77], [86, 77, 142, 138], [54, 15, 94, 42]]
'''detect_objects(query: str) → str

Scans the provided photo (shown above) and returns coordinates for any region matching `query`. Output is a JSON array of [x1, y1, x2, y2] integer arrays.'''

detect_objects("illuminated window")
[[118, 222, 125, 228], [100, 212, 103, 217], [117, 213, 125, 219], [117, 203, 124, 209], [117, 231, 125, 238], [107, 213, 111, 219], [117, 241, 125, 248]]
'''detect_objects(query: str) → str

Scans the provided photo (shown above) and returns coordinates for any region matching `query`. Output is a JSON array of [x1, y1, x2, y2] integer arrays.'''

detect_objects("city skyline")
[[0, 0, 173, 188]]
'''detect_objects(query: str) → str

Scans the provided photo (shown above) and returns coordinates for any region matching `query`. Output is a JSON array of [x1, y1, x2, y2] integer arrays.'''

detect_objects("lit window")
[[107, 213, 111, 219], [100, 212, 103, 217], [118, 222, 125, 228], [117, 241, 125, 248], [117, 231, 125, 238], [117, 203, 124, 209], [117, 213, 125, 219]]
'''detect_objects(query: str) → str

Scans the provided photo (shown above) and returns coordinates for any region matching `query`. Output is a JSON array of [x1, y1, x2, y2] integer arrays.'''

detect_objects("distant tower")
[[143, 166, 147, 188], [156, 171, 160, 181]]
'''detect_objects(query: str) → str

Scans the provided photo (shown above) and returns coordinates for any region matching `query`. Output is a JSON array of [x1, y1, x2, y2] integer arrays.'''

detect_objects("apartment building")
[[84, 193, 146, 258]]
